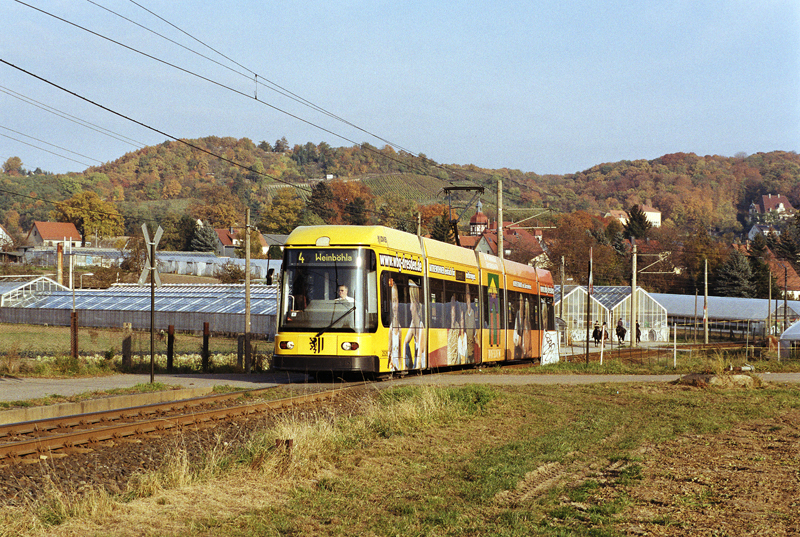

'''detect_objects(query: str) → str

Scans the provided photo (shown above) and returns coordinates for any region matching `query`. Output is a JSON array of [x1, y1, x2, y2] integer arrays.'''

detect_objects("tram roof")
[[285, 225, 424, 254]]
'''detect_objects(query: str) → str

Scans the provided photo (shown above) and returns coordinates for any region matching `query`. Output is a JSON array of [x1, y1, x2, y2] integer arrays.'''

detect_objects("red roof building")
[[26, 221, 82, 248], [749, 193, 795, 221], [215, 228, 269, 257]]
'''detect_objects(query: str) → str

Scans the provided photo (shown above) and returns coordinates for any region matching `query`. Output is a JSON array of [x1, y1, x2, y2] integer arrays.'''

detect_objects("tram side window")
[[429, 278, 470, 330], [542, 297, 554, 330], [529, 294, 540, 331]]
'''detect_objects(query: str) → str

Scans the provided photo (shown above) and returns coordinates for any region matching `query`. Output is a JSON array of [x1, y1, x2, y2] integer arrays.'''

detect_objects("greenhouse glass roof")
[[0, 276, 69, 307], [5, 283, 278, 315], [649, 293, 800, 322], [555, 285, 633, 309]]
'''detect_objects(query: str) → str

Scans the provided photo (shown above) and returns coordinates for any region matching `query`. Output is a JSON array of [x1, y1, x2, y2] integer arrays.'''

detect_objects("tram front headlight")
[[341, 342, 359, 351], [279, 341, 294, 350]]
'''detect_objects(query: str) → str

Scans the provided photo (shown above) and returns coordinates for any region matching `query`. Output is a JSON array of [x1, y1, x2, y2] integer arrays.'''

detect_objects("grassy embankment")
[[1, 380, 798, 536]]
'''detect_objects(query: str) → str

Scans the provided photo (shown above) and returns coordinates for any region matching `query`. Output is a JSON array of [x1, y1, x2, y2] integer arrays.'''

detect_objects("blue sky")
[[2, 0, 798, 176]]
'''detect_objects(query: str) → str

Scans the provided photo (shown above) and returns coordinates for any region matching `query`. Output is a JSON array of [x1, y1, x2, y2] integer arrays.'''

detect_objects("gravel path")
[[0, 371, 305, 403], [3, 370, 798, 405]]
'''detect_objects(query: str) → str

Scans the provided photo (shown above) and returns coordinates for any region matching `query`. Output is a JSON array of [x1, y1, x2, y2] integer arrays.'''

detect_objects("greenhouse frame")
[[555, 286, 668, 343]]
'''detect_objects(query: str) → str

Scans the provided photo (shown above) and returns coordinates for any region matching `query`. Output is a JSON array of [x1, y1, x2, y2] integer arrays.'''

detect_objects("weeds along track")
[[0, 382, 377, 505], [0, 384, 366, 465]]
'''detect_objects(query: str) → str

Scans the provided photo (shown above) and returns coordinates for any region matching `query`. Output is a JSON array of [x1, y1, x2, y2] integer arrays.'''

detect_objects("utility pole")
[[783, 264, 788, 337], [585, 247, 592, 364], [704, 259, 708, 344], [630, 240, 637, 348], [560, 256, 565, 321], [768, 270, 772, 340], [497, 178, 503, 260], [245, 208, 252, 373]]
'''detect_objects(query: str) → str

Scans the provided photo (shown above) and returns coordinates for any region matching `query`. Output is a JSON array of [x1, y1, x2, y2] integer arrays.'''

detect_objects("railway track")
[[0, 384, 364, 464]]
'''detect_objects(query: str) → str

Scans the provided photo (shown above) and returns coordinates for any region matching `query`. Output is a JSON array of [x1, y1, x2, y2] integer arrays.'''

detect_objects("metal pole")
[[497, 178, 503, 260], [585, 247, 592, 364], [784, 265, 788, 335], [704, 259, 708, 344], [631, 241, 637, 348], [150, 237, 155, 384], [245, 208, 252, 373]]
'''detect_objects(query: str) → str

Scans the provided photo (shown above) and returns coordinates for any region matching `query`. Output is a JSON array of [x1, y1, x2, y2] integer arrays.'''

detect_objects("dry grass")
[[4, 382, 799, 536]]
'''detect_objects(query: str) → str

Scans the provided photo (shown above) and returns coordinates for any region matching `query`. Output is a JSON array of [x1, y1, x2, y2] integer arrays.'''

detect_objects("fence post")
[[122, 322, 132, 369], [237, 335, 244, 369], [245, 333, 252, 374], [202, 322, 210, 372], [70, 311, 79, 359], [167, 325, 174, 372]]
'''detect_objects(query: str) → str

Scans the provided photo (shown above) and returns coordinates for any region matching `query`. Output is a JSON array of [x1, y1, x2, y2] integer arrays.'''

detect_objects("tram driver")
[[336, 285, 355, 302]]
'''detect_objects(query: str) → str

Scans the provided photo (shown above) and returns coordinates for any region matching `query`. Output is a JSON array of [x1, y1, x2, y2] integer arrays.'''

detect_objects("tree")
[[748, 234, 778, 298], [190, 188, 241, 227], [235, 228, 267, 259], [624, 205, 652, 239], [377, 193, 416, 231], [160, 214, 197, 251], [273, 137, 289, 153], [344, 197, 368, 225], [258, 189, 303, 234], [2, 156, 22, 176], [714, 250, 756, 297], [50, 191, 124, 246], [308, 181, 336, 223], [430, 207, 456, 244], [190, 221, 218, 253]]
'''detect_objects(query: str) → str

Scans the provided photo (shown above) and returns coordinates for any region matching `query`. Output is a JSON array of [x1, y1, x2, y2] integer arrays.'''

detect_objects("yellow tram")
[[272, 225, 558, 374]]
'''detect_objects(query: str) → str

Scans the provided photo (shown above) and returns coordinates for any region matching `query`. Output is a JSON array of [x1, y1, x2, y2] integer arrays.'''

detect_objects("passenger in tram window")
[[388, 283, 402, 372]]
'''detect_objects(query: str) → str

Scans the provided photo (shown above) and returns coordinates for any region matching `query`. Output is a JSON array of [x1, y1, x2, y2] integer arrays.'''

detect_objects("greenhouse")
[[555, 286, 668, 343], [0, 277, 278, 336]]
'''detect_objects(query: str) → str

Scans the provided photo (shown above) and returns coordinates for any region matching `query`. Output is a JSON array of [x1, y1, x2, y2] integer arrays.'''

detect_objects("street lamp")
[[80, 272, 94, 289]]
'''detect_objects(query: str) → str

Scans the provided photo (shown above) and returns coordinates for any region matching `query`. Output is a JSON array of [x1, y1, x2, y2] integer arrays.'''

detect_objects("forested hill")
[[1, 136, 799, 240]]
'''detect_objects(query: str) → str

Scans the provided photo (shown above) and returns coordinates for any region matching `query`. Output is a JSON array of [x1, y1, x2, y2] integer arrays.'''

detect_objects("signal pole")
[[497, 178, 503, 259]]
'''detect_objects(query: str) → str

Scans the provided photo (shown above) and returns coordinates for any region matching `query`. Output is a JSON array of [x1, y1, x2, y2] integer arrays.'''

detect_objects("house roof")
[[215, 228, 237, 247], [470, 211, 489, 225], [640, 204, 660, 214], [755, 194, 794, 213], [766, 258, 800, 292], [30, 221, 81, 241], [458, 235, 480, 249], [479, 222, 545, 258]]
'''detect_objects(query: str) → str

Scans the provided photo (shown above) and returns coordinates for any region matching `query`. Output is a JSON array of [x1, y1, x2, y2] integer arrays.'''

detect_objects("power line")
[[0, 125, 103, 166], [16, 0, 488, 192], [0, 59, 310, 193], [0, 132, 96, 168], [0, 85, 145, 149]]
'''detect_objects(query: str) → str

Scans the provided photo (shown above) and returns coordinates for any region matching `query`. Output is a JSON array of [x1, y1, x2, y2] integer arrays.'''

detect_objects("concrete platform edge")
[[0, 386, 213, 425]]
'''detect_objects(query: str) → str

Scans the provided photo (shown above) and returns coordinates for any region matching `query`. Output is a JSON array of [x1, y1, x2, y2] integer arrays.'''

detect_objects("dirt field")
[[618, 408, 800, 535]]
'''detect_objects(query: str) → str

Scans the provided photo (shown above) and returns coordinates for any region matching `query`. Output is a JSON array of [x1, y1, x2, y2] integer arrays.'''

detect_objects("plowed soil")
[[617, 409, 800, 536]]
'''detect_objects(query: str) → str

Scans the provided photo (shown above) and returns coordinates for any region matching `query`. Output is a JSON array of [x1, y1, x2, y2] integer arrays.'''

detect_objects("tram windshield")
[[279, 248, 378, 333]]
